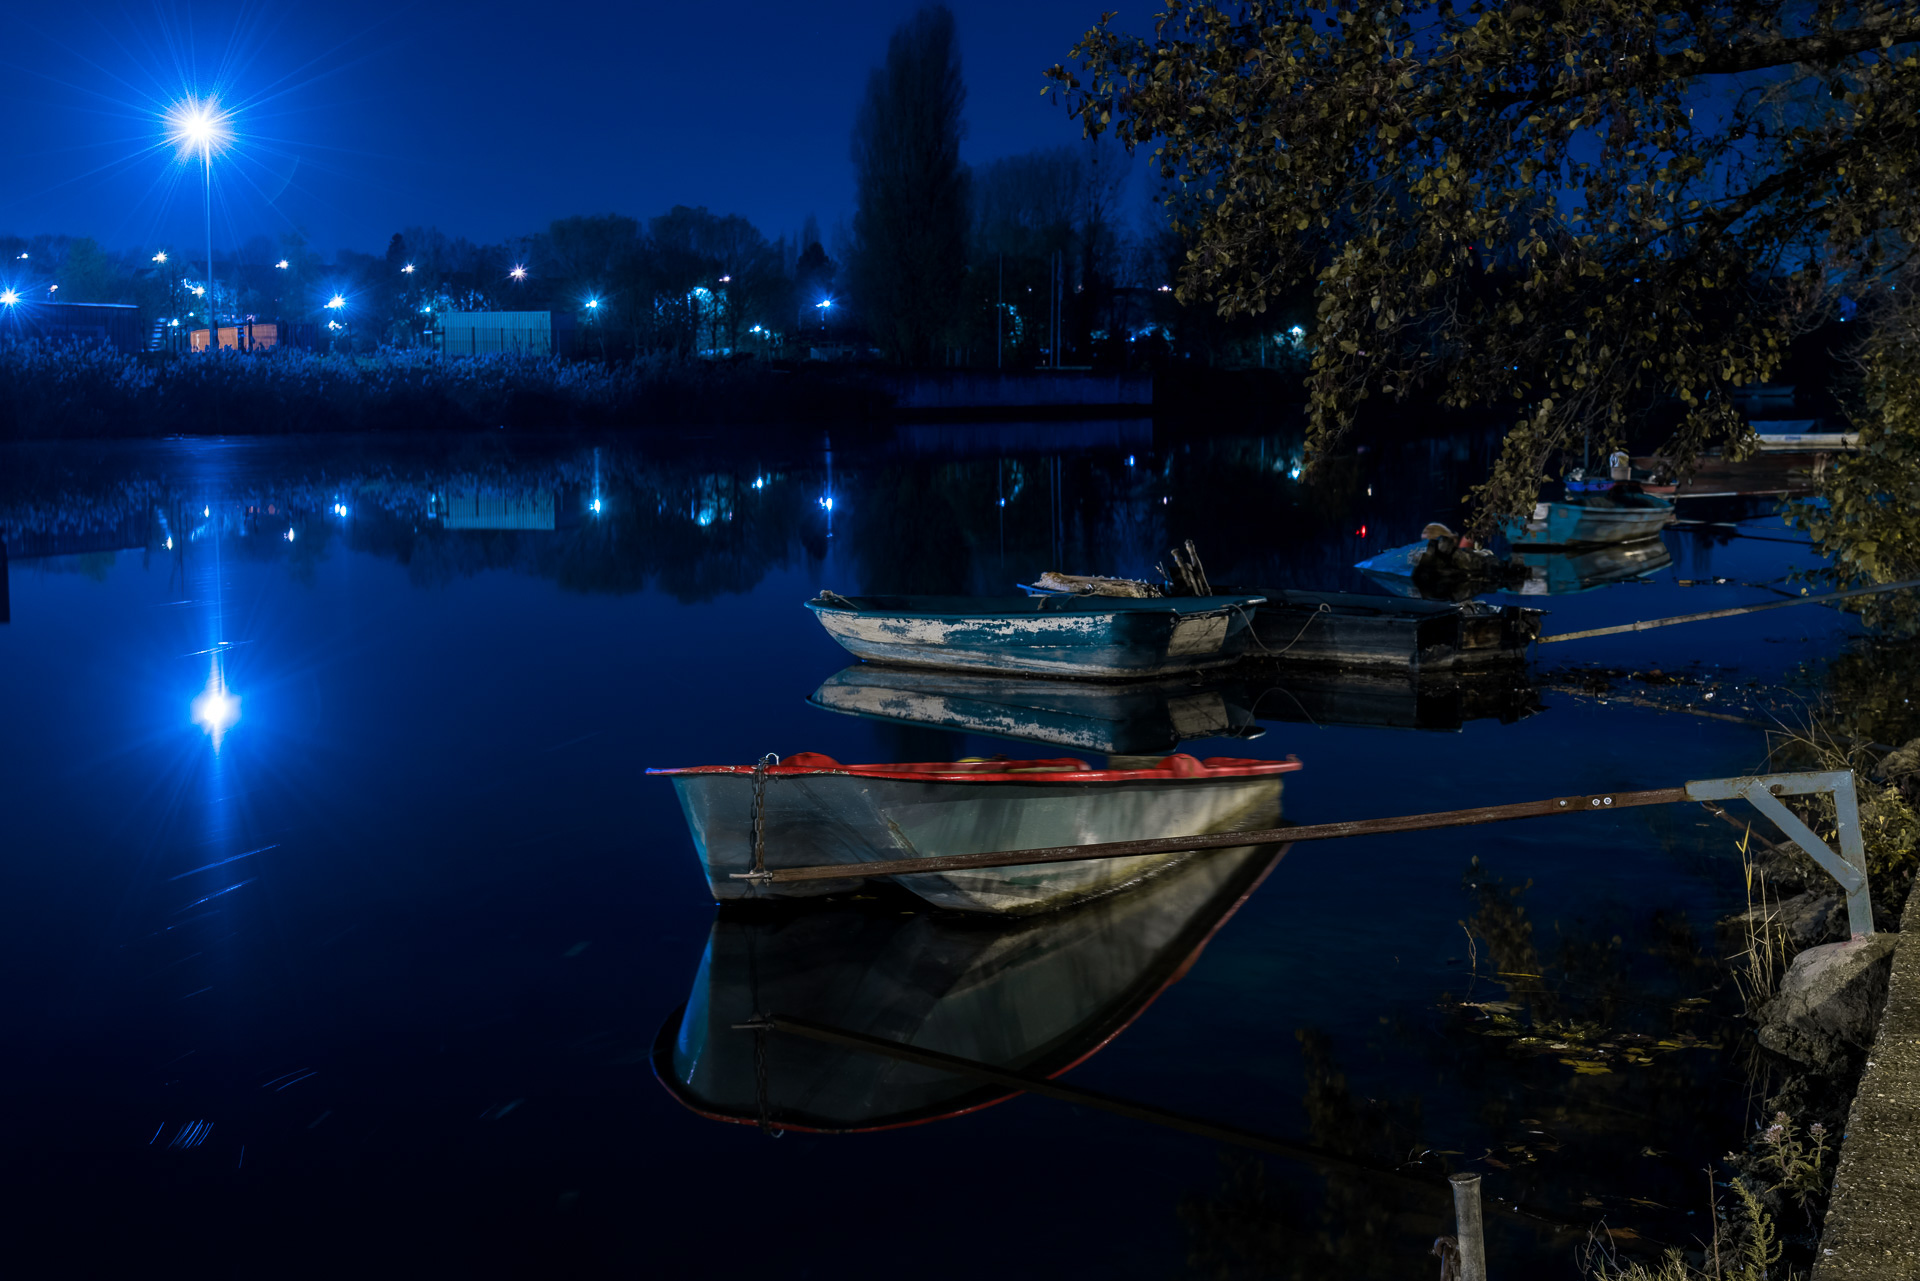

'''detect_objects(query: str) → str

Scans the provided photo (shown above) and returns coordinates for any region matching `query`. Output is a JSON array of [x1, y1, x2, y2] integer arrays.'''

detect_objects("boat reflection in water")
[[1359, 537, 1672, 600], [810, 663, 1539, 753], [653, 843, 1284, 1133], [809, 665, 1267, 755], [1512, 538, 1673, 596]]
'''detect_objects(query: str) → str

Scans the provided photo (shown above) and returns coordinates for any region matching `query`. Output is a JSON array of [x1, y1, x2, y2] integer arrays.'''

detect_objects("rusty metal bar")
[[1537, 578, 1920, 644], [741, 786, 1690, 884]]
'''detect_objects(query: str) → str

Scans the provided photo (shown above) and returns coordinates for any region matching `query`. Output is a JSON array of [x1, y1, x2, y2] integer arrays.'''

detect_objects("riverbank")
[[0, 341, 891, 437], [0, 340, 1323, 438], [1812, 868, 1920, 1279]]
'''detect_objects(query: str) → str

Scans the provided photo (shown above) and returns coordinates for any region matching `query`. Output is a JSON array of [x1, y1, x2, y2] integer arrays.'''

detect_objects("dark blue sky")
[[1, 0, 1117, 258]]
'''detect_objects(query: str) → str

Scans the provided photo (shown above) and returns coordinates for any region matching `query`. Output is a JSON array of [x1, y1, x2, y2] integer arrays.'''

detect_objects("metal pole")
[[203, 145, 214, 352], [1451, 1173, 1487, 1281], [740, 785, 1690, 884], [997, 254, 1003, 370], [1538, 577, 1920, 644]]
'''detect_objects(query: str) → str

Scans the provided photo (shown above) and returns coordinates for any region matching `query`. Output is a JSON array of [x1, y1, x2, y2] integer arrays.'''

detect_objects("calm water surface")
[[0, 428, 1855, 1277]]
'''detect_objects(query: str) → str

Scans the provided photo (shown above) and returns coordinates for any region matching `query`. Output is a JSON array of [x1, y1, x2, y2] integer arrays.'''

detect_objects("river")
[[0, 426, 1858, 1276]]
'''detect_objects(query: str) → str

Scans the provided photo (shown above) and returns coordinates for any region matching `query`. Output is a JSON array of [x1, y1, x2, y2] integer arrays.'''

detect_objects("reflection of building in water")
[[435, 489, 557, 531], [688, 476, 735, 528]]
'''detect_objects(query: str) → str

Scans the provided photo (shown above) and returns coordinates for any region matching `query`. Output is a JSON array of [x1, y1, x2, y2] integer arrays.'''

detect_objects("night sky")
[[1, 0, 1115, 257]]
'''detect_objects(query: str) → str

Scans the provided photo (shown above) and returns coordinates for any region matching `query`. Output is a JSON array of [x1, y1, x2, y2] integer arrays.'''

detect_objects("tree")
[[849, 4, 972, 366], [1050, 1, 1920, 527], [56, 238, 119, 303]]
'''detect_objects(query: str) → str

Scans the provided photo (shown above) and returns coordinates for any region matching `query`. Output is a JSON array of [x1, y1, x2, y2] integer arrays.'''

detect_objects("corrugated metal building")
[[436, 312, 554, 357], [4, 301, 146, 352]]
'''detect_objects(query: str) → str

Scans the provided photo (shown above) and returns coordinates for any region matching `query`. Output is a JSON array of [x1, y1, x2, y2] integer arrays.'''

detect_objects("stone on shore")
[[1757, 934, 1898, 1072]]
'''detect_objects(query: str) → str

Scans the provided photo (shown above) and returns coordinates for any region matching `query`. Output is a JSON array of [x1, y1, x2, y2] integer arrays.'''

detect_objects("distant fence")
[[437, 327, 552, 358]]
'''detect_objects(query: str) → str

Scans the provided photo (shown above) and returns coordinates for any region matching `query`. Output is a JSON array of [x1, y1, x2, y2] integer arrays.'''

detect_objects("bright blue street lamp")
[[166, 97, 233, 350]]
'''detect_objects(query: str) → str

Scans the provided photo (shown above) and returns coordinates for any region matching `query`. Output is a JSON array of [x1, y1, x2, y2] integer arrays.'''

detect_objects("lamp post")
[[166, 98, 231, 352]]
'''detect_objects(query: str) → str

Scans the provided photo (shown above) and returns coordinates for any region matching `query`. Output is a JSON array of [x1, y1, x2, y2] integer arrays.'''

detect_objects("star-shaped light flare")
[[165, 96, 234, 160]]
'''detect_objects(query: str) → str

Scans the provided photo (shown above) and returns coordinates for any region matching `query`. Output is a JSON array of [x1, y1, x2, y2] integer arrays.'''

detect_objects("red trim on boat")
[[647, 751, 1302, 784]]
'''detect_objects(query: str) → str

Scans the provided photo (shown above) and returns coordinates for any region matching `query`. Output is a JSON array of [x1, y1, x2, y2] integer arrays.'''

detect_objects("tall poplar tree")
[[850, 5, 972, 367]]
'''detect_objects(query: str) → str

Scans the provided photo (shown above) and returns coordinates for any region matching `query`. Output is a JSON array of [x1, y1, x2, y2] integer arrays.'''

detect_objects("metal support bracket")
[[1685, 770, 1874, 938]]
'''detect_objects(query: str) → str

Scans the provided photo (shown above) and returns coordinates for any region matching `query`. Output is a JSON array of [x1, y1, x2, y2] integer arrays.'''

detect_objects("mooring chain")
[[741, 753, 781, 884]]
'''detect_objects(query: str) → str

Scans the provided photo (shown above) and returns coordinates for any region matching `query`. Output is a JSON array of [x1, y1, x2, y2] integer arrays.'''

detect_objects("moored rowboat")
[[804, 591, 1266, 678], [1498, 489, 1675, 547], [649, 752, 1300, 914]]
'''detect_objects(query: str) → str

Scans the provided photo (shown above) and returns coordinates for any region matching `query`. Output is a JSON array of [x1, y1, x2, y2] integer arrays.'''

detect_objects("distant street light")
[[153, 251, 167, 263], [165, 96, 234, 352], [585, 297, 600, 311], [275, 260, 289, 270], [0, 290, 17, 306], [401, 263, 415, 275], [327, 295, 346, 310], [510, 265, 527, 281]]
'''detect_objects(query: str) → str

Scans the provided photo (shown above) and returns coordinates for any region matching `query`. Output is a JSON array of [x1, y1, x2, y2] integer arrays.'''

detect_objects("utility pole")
[[997, 254, 1003, 371], [202, 146, 215, 352]]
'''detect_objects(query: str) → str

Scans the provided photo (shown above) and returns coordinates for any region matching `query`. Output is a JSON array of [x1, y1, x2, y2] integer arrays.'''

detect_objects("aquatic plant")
[[1751, 1112, 1831, 1211], [1581, 1176, 1785, 1280], [1728, 845, 1791, 1017]]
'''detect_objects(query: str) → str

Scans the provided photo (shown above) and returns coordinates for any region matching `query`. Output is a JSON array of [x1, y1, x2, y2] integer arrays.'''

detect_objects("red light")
[[1356, 524, 1368, 537]]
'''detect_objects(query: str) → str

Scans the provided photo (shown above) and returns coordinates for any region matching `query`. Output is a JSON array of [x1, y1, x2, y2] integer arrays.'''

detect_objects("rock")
[[1758, 933, 1898, 1072], [1728, 890, 1850, 949]]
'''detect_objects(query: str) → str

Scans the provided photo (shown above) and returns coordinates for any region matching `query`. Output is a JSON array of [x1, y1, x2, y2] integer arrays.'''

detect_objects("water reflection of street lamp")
[[166, 97, 233, 352]]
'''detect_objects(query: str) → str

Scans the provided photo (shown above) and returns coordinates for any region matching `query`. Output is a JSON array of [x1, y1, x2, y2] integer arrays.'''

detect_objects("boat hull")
[[806, 593, 1263, 679], [658, 756, 1294, 914], [1499, 494, 1674, 547], [652, 843, 1286, 1133], [1232, 587, 1541, 671]]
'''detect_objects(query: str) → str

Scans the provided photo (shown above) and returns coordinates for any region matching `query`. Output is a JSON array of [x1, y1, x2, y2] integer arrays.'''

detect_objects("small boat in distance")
[[649, 751, 1299, 914], [1498, 486, 1675, 548], [804, 590, 1267, 679]]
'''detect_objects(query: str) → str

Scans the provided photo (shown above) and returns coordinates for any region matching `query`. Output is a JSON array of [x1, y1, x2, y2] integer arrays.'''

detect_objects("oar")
[[733, 786, 1688, 884], [1536, 577, 1920, 645]]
